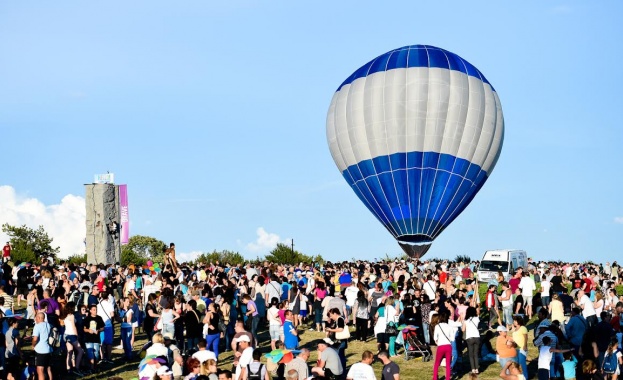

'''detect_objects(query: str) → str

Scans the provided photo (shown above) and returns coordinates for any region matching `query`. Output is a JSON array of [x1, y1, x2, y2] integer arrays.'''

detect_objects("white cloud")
[[0, 186, 86, 259], [615, 217, 623, 224], [176, 250, 202, 264], [245, 227, 291, 254]]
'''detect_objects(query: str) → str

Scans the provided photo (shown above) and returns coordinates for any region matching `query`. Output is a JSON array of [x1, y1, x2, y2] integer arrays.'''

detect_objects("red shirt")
[[583, 278, 592, 291], [2, 244, 10, 258], [439, 271, 448, 284]]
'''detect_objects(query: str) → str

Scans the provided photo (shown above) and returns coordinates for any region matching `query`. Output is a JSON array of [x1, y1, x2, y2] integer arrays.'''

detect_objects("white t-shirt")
[[540, 281, 551, 297], [97, 299, 115, 323], [345, 286, 359, 307], [347, 362, 377, 380], [235, 347, 254, 380], [579, 295, 596, 317], [538, 346, 553, 369], [520, 277, 536, 297], [192, 349, 217, 363]]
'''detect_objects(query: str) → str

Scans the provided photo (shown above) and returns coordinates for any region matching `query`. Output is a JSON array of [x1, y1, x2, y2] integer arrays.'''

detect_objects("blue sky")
[[1, 1, 621, 263]]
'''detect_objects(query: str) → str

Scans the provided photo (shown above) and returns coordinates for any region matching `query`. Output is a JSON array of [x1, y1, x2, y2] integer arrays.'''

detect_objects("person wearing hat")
[[155, 365, 174, 380], [311, 339, 343, 380], [234, 335, 253, 380], [495, 325, 517, 370]]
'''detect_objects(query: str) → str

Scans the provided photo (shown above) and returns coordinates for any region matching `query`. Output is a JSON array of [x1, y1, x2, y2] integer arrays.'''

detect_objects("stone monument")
[[85, 181, 121, 264]]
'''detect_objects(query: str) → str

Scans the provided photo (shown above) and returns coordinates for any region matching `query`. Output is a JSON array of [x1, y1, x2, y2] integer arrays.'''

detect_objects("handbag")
[[385, 322, 398, 336], [154, 317, 163, 331], [336, 327, 351, 340], [335, 317, 350, 340]]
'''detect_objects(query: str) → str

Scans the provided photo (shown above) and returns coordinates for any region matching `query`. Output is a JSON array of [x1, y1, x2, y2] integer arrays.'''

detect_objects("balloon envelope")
[[326, 45, 504, 257]]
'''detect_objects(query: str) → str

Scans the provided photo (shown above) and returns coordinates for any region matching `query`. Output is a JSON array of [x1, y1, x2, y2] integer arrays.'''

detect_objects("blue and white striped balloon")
[[326, 45, 504, 258]]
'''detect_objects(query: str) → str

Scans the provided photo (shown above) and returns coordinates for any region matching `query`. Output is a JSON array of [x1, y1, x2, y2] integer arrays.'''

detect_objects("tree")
[[121, 235, 166, 266], [193, 250, 246, 266], [1, 223, 60, 264], [264, 243, 318, 265]]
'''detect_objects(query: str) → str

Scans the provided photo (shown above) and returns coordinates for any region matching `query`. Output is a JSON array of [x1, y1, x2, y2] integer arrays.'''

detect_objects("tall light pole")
[[291, 239, 295, 262]]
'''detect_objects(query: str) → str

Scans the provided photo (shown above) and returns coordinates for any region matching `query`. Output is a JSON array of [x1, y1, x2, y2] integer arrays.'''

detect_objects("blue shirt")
[[283, 320, 298, 349], [33, 321, 52, 354], [562, 356, 577, 379], [566, 315, 587, 346]]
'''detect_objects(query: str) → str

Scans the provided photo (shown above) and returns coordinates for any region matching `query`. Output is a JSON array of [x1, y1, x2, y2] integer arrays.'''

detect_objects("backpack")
[[48, 325, 61, 348], [247, 364, 264, 380], [603, 350, 619, 374]]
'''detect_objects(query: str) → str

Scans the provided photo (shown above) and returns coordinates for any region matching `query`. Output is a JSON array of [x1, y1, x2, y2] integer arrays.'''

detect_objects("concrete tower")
[[85, 183, 121, 264]]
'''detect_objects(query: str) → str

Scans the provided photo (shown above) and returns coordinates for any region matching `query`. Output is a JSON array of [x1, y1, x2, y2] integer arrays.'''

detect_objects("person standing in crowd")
[[462, 306, 481, 375], [242, 294, 260, 345], [32, 311, 53, 380], [283, 310, 299, 350], [432, 310, 454, 380], [5, 317, 23, 380], [510, 315, 529, 378], [352, 290, 370, 342], [97, 291, 115, 364], [204, 302, 222, 358], [576, 290, 598, 328], [83, 304, 105, 374], [2, 242, 11, 263], [61, 301, 83, 375]]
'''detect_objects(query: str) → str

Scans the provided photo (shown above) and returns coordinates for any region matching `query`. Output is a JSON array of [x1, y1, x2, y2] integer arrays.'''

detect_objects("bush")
[[66, 254, 87, 265]]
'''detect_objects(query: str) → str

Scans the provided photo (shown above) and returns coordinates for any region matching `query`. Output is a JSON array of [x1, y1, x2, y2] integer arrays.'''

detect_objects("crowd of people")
[[0, 242, 622, 380]]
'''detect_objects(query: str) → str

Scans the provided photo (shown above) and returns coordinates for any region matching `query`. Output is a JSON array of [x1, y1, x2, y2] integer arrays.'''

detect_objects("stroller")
[[402, 326, 431, 362]]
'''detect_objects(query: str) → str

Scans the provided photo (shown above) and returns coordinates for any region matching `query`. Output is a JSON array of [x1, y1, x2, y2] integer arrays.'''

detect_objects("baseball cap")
[[496, 326, 507, 332], [235, 335, 251, 343]]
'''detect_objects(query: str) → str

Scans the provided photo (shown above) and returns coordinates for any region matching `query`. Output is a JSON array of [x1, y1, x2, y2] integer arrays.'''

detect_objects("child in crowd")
[[561, 351, 577, 380]]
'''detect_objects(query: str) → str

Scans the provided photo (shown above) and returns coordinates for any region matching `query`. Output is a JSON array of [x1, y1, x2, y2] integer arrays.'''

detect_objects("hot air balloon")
[[326, 45, 504, 258]]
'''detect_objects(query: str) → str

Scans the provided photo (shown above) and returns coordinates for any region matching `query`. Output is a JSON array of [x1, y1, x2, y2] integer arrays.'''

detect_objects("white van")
[[476, 249, 527, 282]]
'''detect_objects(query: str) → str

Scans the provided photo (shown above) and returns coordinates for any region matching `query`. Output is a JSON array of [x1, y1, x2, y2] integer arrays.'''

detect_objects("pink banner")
[[119, 184, 130, 244]]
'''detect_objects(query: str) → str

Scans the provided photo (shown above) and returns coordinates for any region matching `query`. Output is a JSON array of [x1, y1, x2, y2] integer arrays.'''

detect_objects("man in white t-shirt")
[[97, 293, 115, 364], [519, 274, 536, 319], [576, 290, 597, 327], [192, 339, 218, 363], [346, 350, 377, 380], [422, 276, 436, 301], [234, 335, 254, 380]]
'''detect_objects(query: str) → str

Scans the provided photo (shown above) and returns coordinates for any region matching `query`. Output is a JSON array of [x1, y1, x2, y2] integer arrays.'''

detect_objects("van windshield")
[[479, 260, 509, 272]]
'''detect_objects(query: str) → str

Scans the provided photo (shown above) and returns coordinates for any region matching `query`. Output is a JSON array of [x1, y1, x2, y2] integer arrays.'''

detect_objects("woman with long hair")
[[184, 300, 202, 354], [313, 281, 327, 332], [352, 290, 370, 341], [462, 306, 481, 374], [384, 296, 399, 357], [432, 310, 454, 380], [288, 282, 301, 328], [204, 302, 222, 358], [61, 301, 83, 375], [119, 296, 136, 361]]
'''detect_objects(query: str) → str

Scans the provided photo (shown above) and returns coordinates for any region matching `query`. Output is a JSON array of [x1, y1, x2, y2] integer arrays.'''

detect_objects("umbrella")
[[264, 349, 300, 364], [138, 355, 167, 373]]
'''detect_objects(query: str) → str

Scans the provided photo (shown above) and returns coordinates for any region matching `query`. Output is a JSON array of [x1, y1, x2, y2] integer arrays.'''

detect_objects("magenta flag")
[[119, 184, 130, 244]]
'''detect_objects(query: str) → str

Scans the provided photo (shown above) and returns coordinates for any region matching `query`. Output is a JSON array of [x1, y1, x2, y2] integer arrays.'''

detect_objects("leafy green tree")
[[66, 253, 87, 265], [193, 250, 246, 266], [121, 235, 166, 266], [265, 243, 321, 265], [1, 223, 60, 264]]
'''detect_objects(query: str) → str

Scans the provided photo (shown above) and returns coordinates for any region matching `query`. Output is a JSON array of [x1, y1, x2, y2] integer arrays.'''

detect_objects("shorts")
[[376, 332, 388, 344], [524, 296, 533, 306], [17, 287, 29, 297], [300, 310, 308, 317], [85, 342, 101, 360], [65, 334, 78, 344], [6, 356, 21, 377], [35, 353, 51, 367], [100, 326, 114, 345], [269, 325, 281, 341]]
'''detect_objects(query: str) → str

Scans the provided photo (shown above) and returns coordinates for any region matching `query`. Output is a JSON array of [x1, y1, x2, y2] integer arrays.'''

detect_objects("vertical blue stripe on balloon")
[[342, 151, 488, 240]]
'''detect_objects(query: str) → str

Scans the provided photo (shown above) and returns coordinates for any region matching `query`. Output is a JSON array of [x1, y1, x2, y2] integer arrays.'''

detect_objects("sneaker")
[[114, 344, 124, 350]]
